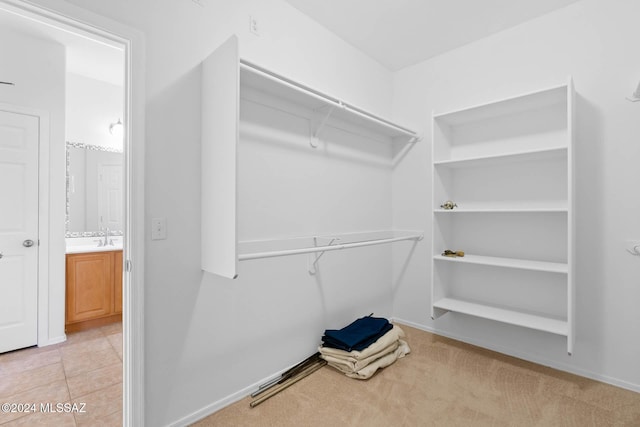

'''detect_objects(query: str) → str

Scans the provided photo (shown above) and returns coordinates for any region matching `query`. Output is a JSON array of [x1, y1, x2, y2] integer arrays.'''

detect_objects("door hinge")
[[125, 259, 133, 272]]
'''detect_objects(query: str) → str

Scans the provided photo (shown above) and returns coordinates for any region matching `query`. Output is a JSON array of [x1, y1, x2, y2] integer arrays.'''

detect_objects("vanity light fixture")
[[109, 118, 123, 134]]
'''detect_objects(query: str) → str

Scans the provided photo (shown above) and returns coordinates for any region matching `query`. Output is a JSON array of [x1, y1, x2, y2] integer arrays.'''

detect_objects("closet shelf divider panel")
[[201, 36, 239, 279]]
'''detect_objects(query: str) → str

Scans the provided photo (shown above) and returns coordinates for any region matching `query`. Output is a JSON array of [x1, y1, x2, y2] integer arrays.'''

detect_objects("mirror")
[[66, 142, 124, 237]]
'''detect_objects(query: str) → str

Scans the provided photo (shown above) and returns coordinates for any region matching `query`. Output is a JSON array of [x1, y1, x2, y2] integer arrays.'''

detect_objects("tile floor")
[[0, 322, 123, 426]]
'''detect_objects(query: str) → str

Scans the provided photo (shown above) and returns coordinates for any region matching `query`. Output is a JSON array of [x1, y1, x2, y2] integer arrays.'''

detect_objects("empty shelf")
[[433, 298, 568, 336], [433, 83, 568, 126], [433, 254, 568, 274], [433, 146, 567, 169], [240, 60, 419, 141]]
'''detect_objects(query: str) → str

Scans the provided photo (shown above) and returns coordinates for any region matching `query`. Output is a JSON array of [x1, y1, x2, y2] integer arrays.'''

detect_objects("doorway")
[[0, 106, 42, 353], [0, 1, 144, 425]]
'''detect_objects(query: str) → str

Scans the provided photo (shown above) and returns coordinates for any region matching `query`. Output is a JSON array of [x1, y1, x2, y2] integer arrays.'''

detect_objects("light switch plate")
[[249, 15, 259, 36]]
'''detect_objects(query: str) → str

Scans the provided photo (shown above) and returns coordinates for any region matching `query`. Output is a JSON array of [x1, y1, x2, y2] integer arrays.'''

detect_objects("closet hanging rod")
[[238, 233, 423, 261], [239, 60, 418, 139], [341, 104, 417, 140]]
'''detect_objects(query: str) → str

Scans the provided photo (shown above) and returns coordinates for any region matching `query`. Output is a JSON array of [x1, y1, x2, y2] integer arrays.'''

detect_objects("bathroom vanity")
[[65, 141, 124, 332], [65, 241, 123, 332]]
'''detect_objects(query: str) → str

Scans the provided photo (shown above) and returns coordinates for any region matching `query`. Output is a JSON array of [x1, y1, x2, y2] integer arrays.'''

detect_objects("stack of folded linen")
[[319, 316, 410, 380]]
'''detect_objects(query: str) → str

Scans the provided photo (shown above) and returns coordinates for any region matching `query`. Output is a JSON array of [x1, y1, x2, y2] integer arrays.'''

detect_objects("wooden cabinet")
[[66, 250, 123, 332], [430, 80, 575, 354], [114, 250, 123, 315]]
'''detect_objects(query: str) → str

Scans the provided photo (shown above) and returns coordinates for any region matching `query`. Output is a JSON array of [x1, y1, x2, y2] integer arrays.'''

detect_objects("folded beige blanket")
[[326, 339, 410, 380], [321, 340, 400, 372], [319, 325, 405, 361]]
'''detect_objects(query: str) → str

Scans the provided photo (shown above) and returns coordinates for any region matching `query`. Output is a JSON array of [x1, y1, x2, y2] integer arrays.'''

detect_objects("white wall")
[[392, 0, 640, 391], [66, 73, 124, 233], [22, 0, 640, 424], [66, 72, 124, 150], [0, 29, 67, 346], [34, 0, 397, 425]]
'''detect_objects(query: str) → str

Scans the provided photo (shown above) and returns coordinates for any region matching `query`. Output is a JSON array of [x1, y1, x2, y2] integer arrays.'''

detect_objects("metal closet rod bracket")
[[308, 237, 339, 274], [310, 103, 343, 148], [306, 233, 423, 275]]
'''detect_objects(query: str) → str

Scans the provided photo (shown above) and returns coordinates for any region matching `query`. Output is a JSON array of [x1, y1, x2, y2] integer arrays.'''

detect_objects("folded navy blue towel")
[[322, 316, 392, 352]]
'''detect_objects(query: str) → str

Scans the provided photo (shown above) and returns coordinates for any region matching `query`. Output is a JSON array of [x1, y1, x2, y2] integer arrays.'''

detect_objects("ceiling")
[[0, 1, 582, 81], [0, 7, 124, 86], [284, 0, 582, 71]]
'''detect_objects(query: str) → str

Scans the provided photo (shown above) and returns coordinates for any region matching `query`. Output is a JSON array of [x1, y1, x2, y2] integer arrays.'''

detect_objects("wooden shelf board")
[[433, 254, 568, 274], [433, 298, 568, 336]]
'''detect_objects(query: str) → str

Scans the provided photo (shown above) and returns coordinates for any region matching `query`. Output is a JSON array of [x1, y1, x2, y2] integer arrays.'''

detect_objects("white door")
[[0, 108, 39, 353], [98, 162, 123, 231]]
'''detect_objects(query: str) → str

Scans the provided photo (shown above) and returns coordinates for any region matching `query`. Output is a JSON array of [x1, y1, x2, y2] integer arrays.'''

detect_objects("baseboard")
[[392, 317, 640, 394], [65, 313, 122, 333], [39, 334, 67, 347], [167, 370, 285, 427]]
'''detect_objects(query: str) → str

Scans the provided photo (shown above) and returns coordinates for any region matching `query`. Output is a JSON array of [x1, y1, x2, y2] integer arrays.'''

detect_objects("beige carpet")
[[192, 325, 640, 427]]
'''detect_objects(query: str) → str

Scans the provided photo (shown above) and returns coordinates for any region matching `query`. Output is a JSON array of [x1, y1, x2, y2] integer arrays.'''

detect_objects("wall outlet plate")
[[151, 217, 167, 240]]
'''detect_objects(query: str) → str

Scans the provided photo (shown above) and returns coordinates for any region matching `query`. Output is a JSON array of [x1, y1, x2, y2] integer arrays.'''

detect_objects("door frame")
[[0, 1, 146, 426], [0, 103, 49, 351]]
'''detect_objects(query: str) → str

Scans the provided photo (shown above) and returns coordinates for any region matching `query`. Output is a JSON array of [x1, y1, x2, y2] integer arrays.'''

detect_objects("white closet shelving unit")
[[201, 36, 422, 280], [430, 80, 575, 354]]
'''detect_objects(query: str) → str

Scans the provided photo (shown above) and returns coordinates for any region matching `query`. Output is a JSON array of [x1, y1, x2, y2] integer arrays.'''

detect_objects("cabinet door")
[[66, 253, 113, 323], [114, 251, 123, 314]]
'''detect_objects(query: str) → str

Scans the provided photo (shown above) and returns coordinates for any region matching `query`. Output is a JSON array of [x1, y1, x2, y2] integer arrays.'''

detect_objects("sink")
[[65, 236, 123, 254]]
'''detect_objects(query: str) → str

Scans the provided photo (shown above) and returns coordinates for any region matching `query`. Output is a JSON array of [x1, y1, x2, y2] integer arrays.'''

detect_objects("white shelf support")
[[626, 80, 640, 102], [310, 104, 340, 148], [308, 237, 339, 274]]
